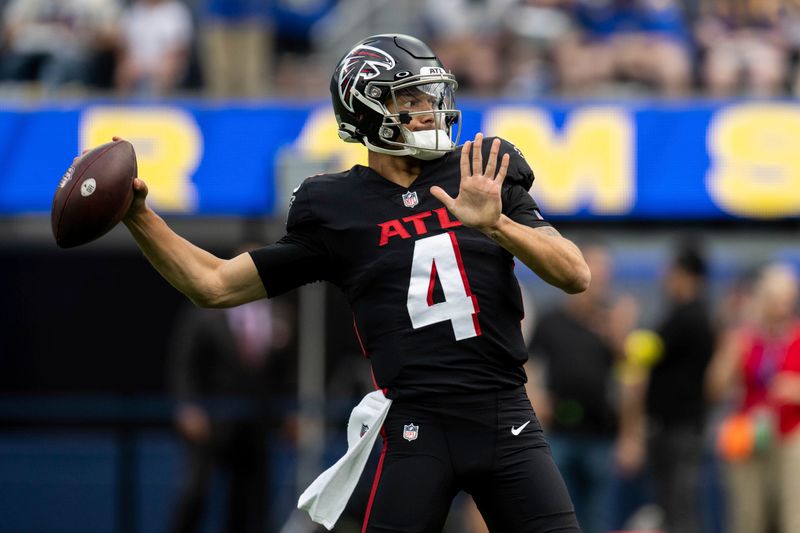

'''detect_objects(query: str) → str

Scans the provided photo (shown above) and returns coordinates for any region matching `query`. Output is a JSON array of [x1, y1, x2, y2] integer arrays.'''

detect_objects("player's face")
[[386, 83, 453, 131]]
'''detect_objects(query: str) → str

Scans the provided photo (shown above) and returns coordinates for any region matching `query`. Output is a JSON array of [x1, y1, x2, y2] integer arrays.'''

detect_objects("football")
[[51, 139, 137, 248]]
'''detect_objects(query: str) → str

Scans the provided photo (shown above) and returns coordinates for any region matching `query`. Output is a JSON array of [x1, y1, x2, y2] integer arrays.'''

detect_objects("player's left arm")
[[430, 133, 590, 294], [486, 218, 589, 294]]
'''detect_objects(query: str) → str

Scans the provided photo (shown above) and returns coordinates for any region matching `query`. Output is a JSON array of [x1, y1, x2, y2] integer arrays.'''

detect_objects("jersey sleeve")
[[248, 180, 332, 298], [503, 184, 551, 229]]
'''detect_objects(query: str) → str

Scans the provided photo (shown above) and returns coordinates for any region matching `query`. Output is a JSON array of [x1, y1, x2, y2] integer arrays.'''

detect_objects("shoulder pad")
[[286, 178, 315, 230], [480, 137, 535, 191], [286, 168, 356, 230]]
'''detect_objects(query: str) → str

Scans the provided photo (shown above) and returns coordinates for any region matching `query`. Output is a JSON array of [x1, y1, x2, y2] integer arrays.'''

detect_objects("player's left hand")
[[430, 132, 510, 233]]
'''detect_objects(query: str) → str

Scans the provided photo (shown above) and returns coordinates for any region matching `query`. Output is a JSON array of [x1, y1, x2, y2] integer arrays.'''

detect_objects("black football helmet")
[[330, 34, 461, 160]]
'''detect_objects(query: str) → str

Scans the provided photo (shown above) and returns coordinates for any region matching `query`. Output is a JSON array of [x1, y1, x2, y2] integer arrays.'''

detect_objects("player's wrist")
[[479, 215, 510, 240], [123, 204, 154, 227]]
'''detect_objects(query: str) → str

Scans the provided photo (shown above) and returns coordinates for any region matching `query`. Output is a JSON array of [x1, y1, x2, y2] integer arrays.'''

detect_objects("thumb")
[[430, 186, 455, 210], [133, 177, 148, 196]]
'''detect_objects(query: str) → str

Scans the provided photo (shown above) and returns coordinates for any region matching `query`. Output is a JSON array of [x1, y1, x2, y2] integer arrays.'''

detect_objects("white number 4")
[[406, 233, 481, 340]]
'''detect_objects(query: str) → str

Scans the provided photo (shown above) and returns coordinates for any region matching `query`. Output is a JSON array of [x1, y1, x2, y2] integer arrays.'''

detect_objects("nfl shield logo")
[[402, 190, 419, 208], [403, 423, 419, 442]]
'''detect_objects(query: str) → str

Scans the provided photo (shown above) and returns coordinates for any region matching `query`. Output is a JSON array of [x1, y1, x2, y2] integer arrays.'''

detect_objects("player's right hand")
[[124, 177, 150, 222], [108, 135, 150, 223]]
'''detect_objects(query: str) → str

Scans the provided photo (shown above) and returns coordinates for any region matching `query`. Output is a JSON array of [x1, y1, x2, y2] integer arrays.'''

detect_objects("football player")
[[122, 34, 590, 532]]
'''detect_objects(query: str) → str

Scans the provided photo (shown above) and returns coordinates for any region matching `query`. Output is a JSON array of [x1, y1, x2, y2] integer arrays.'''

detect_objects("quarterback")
[[121, 34, 589, 532]]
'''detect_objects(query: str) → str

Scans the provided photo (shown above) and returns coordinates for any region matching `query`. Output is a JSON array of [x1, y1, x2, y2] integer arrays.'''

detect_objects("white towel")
[[297, 389, 392, 530]]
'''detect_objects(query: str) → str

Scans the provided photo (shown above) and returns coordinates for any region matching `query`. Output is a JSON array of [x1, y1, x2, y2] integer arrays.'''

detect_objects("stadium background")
[[1, 0, 799, 532]]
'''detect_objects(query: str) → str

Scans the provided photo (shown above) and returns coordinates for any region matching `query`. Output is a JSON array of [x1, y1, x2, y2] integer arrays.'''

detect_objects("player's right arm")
[[123, 177, 266, 308]]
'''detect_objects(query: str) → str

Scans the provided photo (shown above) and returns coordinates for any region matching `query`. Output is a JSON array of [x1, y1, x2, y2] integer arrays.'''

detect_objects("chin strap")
[[363, 137, 413, 157]]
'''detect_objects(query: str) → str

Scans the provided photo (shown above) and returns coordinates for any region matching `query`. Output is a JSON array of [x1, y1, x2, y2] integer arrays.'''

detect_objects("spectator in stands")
[[167, 245, 292, 533], [528, 243, 640, 533], [115, 0, 193, 97], [707, 262, 800, 533], [500, 0, 575, 96], [637, 239, 716, 533], [783, 0, 800, 95], [695, 0, 789, 97], [199, 0, 272, 98], [268, 0, 336, 98], [554, 0, 693, 96], [422, 0, 510, 95], [1, 0, 120, 96]]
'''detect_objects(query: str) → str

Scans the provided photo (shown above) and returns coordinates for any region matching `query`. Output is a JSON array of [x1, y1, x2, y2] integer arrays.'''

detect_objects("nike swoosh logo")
[[511, 420, 531, 436]]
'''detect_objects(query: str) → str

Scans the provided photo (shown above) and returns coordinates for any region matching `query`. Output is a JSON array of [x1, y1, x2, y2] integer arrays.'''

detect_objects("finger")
[[472, 133, 483, 176], [484, 138, 501, 179], [430, 185, 456, 210], [460, 141, 471, 177], [495, 153, 510, 188], [133, 177, 148, 194]]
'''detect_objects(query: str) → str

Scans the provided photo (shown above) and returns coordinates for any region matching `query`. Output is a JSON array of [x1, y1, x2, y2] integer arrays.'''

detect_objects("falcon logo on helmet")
[[338, 45, 396, 113]]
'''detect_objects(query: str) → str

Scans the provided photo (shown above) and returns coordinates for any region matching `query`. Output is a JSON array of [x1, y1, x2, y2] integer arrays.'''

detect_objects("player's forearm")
[[482, 216, 590, 294], [123, 207, 224, 306]]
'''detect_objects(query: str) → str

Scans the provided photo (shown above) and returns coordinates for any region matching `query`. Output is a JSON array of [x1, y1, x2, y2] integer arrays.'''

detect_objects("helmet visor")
[[388, 82, 457, 129], [378, 78, 461, 157]]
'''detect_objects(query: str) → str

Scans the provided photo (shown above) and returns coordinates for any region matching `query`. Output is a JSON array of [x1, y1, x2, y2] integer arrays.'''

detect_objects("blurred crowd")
[[3, 0, 800, 99], [0, 0, 336, 99], [429, 0, 800, 98], [521, 241, 800, 533]]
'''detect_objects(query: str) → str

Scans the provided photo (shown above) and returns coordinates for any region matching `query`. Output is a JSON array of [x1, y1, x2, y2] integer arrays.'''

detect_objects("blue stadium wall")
[[1, 99, 799, 221]]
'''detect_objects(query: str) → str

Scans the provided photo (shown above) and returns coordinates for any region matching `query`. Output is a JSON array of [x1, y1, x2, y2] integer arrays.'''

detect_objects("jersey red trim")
[[361, 429, 388, 533], [353, 316, 368, 358]]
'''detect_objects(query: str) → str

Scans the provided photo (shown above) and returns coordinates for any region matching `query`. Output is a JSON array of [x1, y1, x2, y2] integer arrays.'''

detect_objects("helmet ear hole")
[[338, 123, 360, 143]]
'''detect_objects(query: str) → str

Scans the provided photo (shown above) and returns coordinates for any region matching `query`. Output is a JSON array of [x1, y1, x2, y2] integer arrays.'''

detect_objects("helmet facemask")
[[363, 74, 461, 160]]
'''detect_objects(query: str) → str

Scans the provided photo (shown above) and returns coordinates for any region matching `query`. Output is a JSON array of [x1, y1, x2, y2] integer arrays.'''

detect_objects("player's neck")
[[368, 151, 423, 189]]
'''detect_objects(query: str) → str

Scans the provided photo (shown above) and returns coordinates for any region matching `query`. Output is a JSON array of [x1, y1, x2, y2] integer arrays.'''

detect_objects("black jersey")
[[250, 137, 550, 399]]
